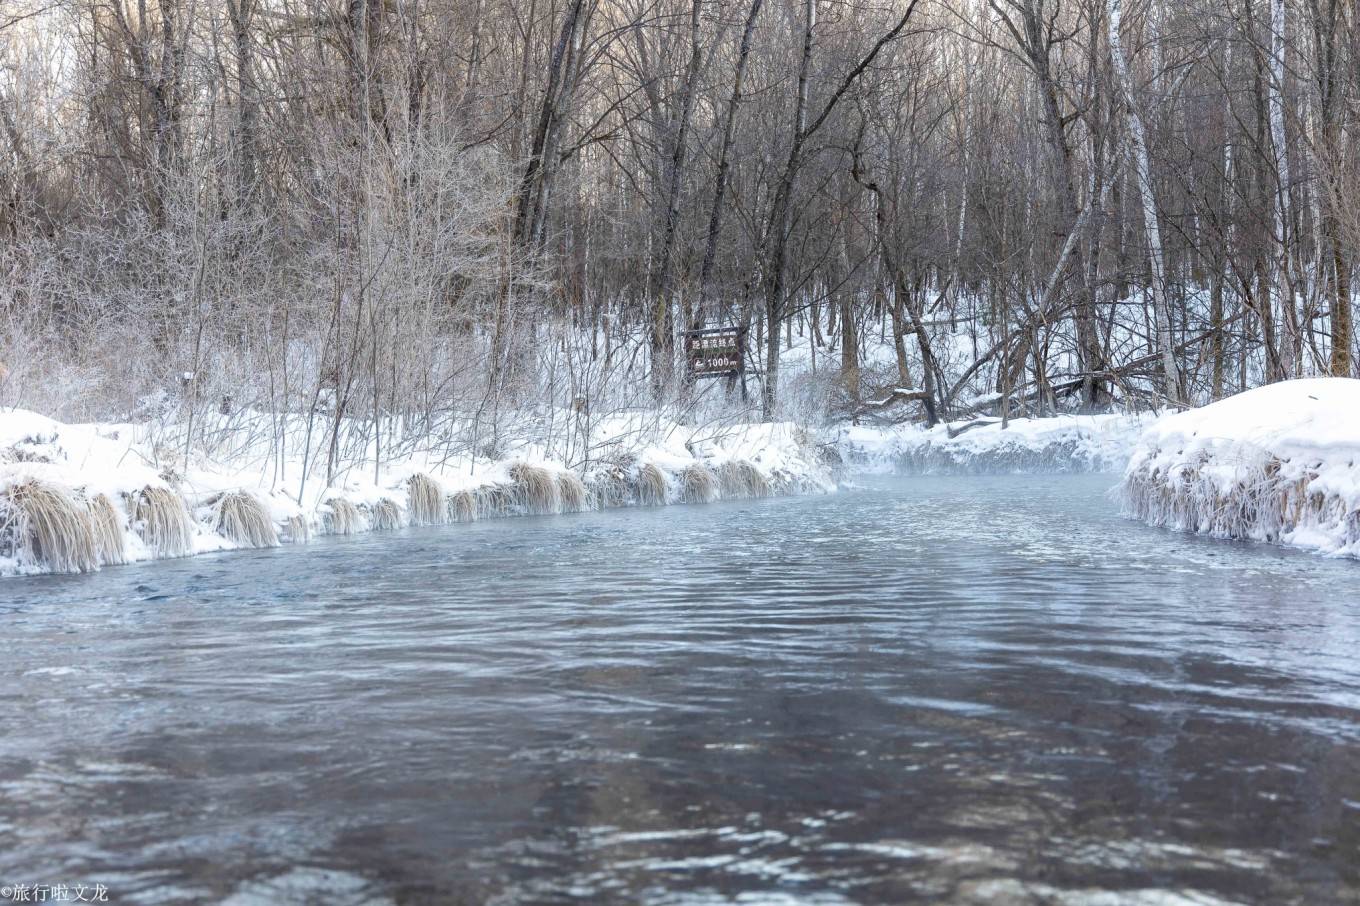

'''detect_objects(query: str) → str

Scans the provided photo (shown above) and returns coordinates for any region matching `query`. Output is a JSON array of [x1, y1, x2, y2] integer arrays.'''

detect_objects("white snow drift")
[[0, 411, 837, 577], [838, 412, 1157, 475], [1119, 378, 1360, 558]]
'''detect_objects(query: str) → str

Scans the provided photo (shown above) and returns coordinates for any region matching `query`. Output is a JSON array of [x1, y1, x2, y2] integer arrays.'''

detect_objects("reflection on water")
[[1, 475, 1358, 905]]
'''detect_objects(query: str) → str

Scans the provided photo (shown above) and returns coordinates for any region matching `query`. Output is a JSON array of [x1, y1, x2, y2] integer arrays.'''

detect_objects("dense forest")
[[1, 0, 1356, 441]]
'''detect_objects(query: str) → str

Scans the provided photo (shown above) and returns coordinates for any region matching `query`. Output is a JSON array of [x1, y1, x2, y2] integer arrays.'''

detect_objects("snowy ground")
[[1118, 378, 1360, 559], [9, 369, 1356, 575], [0, 409, 838, 577], [833, 413, 1159, 475]]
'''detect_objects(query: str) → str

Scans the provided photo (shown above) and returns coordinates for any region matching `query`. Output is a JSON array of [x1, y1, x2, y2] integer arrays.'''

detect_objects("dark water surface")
[[2, 475, 1358, 905]]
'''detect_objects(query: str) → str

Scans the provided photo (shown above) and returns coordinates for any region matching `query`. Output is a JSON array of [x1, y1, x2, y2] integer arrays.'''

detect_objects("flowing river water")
[[1, 475, 1358, 905]]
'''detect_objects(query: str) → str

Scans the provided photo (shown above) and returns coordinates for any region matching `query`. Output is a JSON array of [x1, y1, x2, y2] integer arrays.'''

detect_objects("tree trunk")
[[651, 0, 704, 397], [697, 0, 764, 318], [1108, 0, 1181, 402], [1267, 0, 1299, 377]]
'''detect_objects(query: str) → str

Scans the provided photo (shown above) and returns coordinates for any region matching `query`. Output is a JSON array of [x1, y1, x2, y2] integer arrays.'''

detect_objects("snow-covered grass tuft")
[[718, 460, 769, 499], [448, 488, 479, 523], [323, 497, 364, 535], [476, 484, 515, 517], [131, 485, 195, 559], [589, 463, 633, 508], [510, 462, 560, 515], [558, 471, 590, 513], [367, 498, 404, 532], [635, 463, 669, 506], [88, 492, 126, 565], [0, 479, 100, 573], [284, 514, 311, 544], [1120, 450, 1360, 553], [211, 491, 280, 548], [407, 473, 446, 526], [681, 464, 718, 503], [0, 410, 838, 577]]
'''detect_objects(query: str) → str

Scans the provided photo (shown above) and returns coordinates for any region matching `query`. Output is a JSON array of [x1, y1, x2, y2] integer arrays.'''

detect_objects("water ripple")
[[0, 475, 1357, 904]]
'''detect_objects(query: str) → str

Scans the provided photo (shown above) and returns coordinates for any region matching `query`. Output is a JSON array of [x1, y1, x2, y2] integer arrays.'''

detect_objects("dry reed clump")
[[510, 462, 560, 515], [407, 473, 446, 526], [680, 464, 718, 504], [448, 488, 479, 523], [588, 463, 633, 508], [0, 479, 100, 573], [634, 463, 669, 506], [284, 514, 312, 544], [475, 483, 515, 518], [210, 491, 280, 548], [558, 471, 590, 513], [1119, 450, 1360, 550], [323, 497, 364, 535], [130, 485, 195, 558], [88, 492, 126, 565], [717, 460, 769, 499], [367, 497, 404, 531]]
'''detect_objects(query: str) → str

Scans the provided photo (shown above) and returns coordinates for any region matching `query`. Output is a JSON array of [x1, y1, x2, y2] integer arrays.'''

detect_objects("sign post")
[[684, 326, 747, 400]]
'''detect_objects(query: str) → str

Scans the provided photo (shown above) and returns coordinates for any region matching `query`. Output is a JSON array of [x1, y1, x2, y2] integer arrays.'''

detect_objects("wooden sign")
[[684, 326, 744, 379]]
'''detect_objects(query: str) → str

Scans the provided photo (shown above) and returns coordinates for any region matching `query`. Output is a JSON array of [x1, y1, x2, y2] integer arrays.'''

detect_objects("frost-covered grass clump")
[[1118, 378, 1360, 558], [209, 491, 280, 549], [407, 473, 446, 526], [0, 478, 102, 574], [131, 485, 196, 558], [0, 411, 837, 577]]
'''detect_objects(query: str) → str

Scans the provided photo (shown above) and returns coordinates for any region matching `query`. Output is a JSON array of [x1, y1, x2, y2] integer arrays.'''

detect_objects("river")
[[2, 475, 1358, 904]]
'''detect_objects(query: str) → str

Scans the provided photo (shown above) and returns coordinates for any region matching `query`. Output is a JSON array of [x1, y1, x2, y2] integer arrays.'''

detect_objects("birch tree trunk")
[[1107, 0, 1181, 402], [1267, 0, 1300, 377]]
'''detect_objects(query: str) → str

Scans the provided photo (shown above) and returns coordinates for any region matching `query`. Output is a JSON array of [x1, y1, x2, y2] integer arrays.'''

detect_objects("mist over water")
[[2, 475, 1358, 904]]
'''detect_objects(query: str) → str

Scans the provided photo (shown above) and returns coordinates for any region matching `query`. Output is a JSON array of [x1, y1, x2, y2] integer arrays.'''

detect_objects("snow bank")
[[1119, 378, 1360, 558], [836, 413, 1157, 475], [0, 412, 837, 577]]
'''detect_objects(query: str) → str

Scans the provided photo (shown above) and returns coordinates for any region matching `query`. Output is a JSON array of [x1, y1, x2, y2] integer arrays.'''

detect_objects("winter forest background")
[[1, 0, 1356, 466]]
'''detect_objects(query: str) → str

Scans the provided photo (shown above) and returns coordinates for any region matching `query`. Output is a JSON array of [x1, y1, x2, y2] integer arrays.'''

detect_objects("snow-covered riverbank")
[[1119, 378, 1360, 559], [835, 412, 1159, 475], [0, 411, 838, 577], [12, 379, 1356, 576]]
